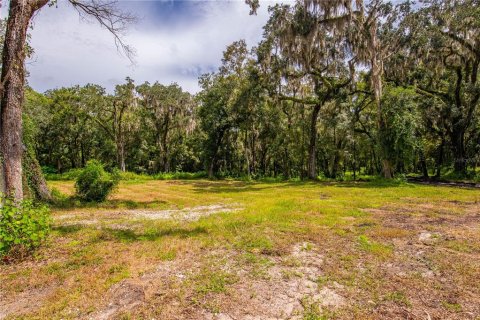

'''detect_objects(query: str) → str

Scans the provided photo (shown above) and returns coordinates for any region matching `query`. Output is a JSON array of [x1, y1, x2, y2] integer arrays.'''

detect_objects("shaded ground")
[[1, 180, 479, 319]]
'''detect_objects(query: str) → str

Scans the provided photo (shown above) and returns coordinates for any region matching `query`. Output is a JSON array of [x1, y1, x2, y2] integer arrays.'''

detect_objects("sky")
[[24, 0, 284, 94]]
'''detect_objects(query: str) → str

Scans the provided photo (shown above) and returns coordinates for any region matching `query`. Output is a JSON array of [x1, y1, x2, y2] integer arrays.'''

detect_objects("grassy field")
[[1, 180, 479, 319]]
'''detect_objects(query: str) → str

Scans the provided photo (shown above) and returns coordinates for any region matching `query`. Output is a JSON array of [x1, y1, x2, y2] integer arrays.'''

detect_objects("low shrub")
[[75, 160, 119, 202], [0, 198, 51, 260]]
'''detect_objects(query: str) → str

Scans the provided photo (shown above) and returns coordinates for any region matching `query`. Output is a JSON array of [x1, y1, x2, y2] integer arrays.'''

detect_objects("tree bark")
[[307, 104, 321, 180], [0, 0, 47, 201]]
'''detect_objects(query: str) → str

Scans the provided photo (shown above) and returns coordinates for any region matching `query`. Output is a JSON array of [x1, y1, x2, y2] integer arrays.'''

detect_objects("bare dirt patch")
[[87, 259, 198, 319], [128, 204, 243, 221], [359, 200, 480, 319], [200, 243, 345, 320], [55, 204, 242, 227], [0, 285, 55, 320], [84, 243, 345, 320]]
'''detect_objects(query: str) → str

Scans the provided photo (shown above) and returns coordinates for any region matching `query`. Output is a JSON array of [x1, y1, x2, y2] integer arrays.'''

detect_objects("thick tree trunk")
[[307, 104, 321, 180], [0, 0, 38, 201], [23, 149, 51, 201]]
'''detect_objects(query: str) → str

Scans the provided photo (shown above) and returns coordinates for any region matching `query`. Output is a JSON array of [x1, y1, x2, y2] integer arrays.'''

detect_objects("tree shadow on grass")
[[105, 226, 208, 242], [52, 224, 208, 243], [50, 198, 169, 210], [183, 179, 409, 193], [53, 224, 83, 234], [334, 179, 414, 189], [174, 180, 320, 194]]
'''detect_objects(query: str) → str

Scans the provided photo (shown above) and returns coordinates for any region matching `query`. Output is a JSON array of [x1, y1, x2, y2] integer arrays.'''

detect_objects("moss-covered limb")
[[22, 116, 51, 202], [23, 150, 51, 202]]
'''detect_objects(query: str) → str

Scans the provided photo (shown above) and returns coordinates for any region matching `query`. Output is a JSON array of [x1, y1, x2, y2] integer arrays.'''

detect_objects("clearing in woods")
[[1, 179, 479, 319]]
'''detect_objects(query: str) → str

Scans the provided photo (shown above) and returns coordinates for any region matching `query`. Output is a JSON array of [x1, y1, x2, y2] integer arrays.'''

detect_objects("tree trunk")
[[369, 15, 392, 179], [352, 140, 357, 181], [116, 138, 126, 172], [307, 104, 321, 180], [451, 129, 466, 175], [207, 129, 226, 179], [80, 142, 86, 167], [208, 161, 215, 179], [435, 137, 444, 179], [0, 0, 44, 201], [330, 153, 339, 178], [161, 117, 170, 172], [419, 150, 429, 180], [244, 130, 250, 177], [23, 149, 51, 201]]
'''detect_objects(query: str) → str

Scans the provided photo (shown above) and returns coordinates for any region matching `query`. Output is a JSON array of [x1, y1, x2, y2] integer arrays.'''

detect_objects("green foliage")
[[475, 171, 480, 183], [75, 160, 119, 202], [154, 171, 207, 180], [45, 168, 84, 181], [357, 235, 393, 258], [379, 86, 421, 173], [0, 198, 51, 258], [118, 171, 153, 181], [21, 0, 480, 183]]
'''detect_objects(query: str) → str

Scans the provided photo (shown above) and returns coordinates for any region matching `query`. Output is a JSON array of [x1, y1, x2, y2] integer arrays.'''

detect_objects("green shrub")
[[45, 168, 84, 181], [75, 160, 119, 202], [475, 172, 480, 183], [0, 198, 51, 259]]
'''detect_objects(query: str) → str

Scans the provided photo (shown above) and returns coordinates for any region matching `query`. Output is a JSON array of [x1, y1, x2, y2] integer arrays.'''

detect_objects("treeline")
[[25, 79, 199, 175], [25, 0, 480, 180]]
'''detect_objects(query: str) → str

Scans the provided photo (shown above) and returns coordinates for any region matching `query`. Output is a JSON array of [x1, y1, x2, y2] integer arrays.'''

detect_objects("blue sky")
[[25, 0, 283, 93]]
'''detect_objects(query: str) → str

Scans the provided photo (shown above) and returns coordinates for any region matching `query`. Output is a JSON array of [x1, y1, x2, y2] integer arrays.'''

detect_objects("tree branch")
[[68, 0, 137, 63], [278, 94, 320, 105]]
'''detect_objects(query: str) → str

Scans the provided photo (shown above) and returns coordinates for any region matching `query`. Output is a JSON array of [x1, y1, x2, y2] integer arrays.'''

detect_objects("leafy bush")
[[0, 198, 51, 259], [75, 160, 119, 202], [41, 165, 57, 175], [474, 171, 480, 183]]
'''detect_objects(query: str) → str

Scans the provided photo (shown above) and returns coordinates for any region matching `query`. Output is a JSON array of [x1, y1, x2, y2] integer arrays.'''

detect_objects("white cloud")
[[26, 0, 281, 93]]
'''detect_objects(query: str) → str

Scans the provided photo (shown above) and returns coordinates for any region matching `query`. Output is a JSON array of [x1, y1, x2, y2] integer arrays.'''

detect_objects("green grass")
[[1, 179, 479, 319], [357, 235, 393, 258]]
